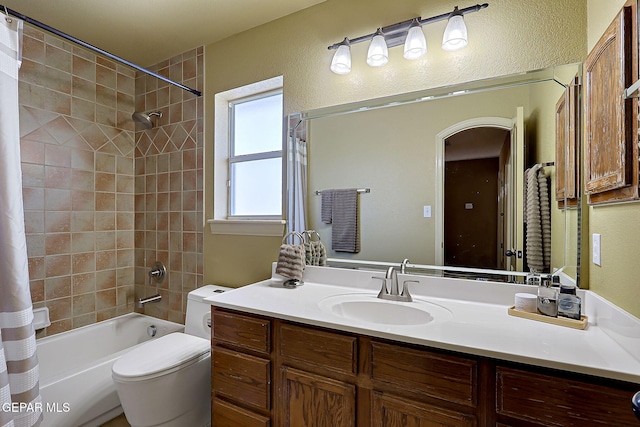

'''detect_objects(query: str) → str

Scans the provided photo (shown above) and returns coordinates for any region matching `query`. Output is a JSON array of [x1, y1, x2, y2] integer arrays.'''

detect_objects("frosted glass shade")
[[403, 25, 427, 60], [330, 44, 352, 75], [367, 33, 388, 67], [442, 14, 468, 51]]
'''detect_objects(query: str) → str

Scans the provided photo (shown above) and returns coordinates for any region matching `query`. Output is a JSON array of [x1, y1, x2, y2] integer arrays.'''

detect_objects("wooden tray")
[[508, 306, 588, 330]]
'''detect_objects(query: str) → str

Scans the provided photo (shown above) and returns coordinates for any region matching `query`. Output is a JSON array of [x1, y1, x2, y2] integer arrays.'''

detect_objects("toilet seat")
[[112, 332, 210, 382]]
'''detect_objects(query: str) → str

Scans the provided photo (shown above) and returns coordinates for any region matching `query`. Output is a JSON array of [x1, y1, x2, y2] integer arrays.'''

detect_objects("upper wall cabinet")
[[583, 1, 638, 205], [555, 75, 580, 208]]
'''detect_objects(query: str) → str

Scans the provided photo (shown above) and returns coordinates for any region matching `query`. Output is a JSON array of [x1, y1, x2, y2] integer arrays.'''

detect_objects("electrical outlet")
[[592, 233, 601, 266], [423, 206, 431, 218]]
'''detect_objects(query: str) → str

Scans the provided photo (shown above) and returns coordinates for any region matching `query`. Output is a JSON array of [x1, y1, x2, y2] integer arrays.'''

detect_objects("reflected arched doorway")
[[444, 127, 511, 269], [435, 116, 520, 270]]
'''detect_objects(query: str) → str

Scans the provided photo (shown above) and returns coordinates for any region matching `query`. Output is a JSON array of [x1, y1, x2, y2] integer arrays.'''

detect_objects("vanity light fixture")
[[367, 28, 389, 66], [330, 38, 352, 74], [328, 3, 488, 75], [442, 7, 468, 51]]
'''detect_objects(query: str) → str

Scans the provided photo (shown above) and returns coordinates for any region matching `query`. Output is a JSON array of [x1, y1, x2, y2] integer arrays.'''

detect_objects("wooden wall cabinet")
[[583, 1, 639, 204], [212, 307, 639, 426], [555, 76, 580, 208]]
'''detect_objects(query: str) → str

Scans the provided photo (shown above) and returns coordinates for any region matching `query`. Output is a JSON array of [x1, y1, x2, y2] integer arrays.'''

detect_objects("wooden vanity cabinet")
[[583, 0, 639, 205], [495, 365, 639, 426], [277, 322, 358, 426], [211, 309, 273, 426], [211, 307, 639, 427]]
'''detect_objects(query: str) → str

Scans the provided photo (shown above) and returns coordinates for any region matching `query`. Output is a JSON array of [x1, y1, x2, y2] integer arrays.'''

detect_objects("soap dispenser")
[[536, 275, 558, 317]]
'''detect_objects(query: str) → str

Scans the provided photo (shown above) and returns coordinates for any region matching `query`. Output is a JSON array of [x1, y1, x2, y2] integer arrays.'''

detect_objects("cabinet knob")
[[633, 391, 640, 421]]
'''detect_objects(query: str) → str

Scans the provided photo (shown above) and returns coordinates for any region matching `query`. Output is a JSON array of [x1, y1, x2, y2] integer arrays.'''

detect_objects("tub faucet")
[[373, 266, 414, 302], [137, 294, 162, 309]]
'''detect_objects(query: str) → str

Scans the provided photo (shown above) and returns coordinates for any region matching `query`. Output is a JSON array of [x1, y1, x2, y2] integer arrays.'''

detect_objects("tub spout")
[[137, 294, 161, 309]]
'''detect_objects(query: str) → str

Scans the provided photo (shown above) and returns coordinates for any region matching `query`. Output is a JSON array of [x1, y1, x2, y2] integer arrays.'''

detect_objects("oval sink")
[[318, 293, 452, 326]]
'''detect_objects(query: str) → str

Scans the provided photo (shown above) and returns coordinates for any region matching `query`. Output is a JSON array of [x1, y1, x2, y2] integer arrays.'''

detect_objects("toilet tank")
[[184, 284, 233, 339]]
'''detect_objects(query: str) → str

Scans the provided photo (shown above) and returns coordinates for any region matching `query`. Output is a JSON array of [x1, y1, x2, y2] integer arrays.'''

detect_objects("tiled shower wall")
[[133, 48, 205, 324], [18, 25, 204, 336]]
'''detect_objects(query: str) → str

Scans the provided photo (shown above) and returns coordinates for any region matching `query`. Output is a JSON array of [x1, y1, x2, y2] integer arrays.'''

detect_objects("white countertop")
[[206, 265, 640, 384]]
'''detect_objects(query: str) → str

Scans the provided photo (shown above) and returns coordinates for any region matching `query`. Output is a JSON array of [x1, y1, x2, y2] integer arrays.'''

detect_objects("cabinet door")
[[583, 5, 635, 200], [371, 392, 476, 427], [496, 366, 639, 426], [555, 76, 580, 207], [280, 366, 355, 427]]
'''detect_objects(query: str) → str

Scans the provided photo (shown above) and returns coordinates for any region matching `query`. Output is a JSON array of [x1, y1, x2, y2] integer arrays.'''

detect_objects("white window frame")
[[228, 90, 283, 220], [208, 76, 286, 236]]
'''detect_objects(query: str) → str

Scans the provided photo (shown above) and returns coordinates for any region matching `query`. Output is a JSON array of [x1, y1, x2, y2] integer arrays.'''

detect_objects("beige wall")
[[586, 0, 639, 317], [204, 0, 587, 287]]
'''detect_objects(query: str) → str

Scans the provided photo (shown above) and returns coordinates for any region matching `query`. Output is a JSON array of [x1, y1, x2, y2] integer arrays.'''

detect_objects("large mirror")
[[288, 63, 582, 285]]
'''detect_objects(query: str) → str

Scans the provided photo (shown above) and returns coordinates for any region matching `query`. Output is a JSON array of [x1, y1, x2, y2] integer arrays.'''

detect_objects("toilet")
[[112, 285, 231, 427]]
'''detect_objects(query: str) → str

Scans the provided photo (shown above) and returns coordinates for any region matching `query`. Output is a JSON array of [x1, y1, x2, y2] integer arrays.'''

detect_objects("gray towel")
[[525, 164, 550, 273], [321, 190, 333, 223], [275, 244, 305, 280], [331, 189, 360, 253]]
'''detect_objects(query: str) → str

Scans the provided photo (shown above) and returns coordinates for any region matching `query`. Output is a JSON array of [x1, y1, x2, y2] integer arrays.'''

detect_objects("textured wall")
[[203, 0, 588, 287], [586, 0, 639, 317]]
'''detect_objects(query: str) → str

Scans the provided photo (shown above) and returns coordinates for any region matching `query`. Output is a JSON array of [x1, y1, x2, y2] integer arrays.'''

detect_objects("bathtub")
[[36, 313, 184, 427]]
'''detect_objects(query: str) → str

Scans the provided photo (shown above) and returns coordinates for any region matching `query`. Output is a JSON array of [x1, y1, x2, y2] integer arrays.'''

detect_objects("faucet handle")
[[400, 280, 418, 302], [372, 276, 388, 297]]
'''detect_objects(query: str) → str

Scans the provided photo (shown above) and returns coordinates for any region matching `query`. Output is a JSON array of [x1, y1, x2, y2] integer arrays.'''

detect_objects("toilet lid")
[[112, 332, 210, 381]]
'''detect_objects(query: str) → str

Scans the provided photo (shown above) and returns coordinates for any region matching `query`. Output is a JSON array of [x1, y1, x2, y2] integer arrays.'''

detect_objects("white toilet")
[[112, 285, 231, 427]]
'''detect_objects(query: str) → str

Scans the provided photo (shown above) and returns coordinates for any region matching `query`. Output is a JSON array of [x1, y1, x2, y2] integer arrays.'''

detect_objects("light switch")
[[423, 206, 431, 218], [592, 233, 601, 266], [465, 203, 473, 210]]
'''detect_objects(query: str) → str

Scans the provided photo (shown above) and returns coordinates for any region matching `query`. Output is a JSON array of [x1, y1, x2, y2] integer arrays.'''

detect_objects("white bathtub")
[[36, 313, 184, 427]]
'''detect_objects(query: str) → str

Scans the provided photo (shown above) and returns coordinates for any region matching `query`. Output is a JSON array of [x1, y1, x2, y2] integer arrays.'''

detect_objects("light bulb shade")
[[367, 33, 389, 67], [404, 25, 427, 60], [442, 14, 468, 51], [330, 44, 351, 75]]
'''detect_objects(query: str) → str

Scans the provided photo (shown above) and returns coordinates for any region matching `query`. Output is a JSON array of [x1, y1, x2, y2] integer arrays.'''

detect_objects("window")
[[209, 76, 286, 236], [229, 91, 283, 218]]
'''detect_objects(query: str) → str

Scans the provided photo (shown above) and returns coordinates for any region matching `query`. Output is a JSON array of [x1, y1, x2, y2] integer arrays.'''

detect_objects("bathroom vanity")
[[208, 266, 640, 426]]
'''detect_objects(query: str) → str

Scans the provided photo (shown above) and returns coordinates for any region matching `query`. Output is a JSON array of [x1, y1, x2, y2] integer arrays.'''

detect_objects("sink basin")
[[318, 293, 452, 326]]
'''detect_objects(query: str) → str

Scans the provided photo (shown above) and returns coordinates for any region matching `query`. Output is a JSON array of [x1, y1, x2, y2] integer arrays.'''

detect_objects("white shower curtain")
[[0, 15, 42, 427], [286, 134, 308, 235]]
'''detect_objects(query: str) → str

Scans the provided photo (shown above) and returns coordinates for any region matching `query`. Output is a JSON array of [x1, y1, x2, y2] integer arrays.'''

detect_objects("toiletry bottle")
[[537, 275, 558, 317], [558, 284, 581, 320]]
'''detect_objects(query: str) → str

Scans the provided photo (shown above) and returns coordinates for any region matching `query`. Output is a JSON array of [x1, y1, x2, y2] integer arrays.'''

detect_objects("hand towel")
[[321, 190, 334, 224], [275, 243, 306, 281], [331, 188, 360, 253]]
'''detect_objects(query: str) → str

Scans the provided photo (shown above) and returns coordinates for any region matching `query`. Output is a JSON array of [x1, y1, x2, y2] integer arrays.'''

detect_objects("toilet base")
[[114, 352, 211, 427]]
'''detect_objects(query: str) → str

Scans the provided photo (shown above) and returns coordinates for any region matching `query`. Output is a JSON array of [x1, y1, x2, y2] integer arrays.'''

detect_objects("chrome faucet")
[[373, 266, 416, 302], [148, 261, 166, 285], [137, 294, 162, 309]]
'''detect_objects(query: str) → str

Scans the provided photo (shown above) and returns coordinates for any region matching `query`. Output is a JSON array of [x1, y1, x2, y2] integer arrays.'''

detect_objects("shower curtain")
[[0, 15, 42, 427], [286, 134, 308, 235]]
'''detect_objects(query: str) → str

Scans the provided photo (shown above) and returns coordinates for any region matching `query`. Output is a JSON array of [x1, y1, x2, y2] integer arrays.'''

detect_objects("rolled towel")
[[275, 244, 306, 281]]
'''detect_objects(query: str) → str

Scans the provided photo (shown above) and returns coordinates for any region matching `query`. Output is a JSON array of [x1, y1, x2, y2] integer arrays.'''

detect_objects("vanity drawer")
[[212, 309, 271, 355], [212, 398, 270, 427], [278, 322, 357, 377], [496, 366, 639, 426], [212, 347, 271, 411], [370, 341, 477, 408]]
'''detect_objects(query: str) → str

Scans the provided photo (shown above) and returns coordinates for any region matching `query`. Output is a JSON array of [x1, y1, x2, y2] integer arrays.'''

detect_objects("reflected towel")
[[331, 189, 360, 253], [525, 164, 550, 272], [275, 244, 306, 280], [321, 190, 333, 224]]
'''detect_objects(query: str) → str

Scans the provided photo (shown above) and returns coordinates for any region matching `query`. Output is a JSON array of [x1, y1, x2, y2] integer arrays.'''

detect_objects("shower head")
[[132, 111, 162, 129]]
